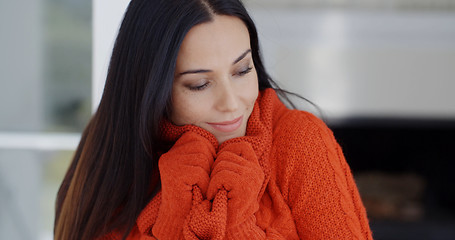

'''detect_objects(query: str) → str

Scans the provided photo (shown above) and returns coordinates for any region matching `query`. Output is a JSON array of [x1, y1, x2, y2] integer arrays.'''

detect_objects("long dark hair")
[[54, 0, 304, 239]]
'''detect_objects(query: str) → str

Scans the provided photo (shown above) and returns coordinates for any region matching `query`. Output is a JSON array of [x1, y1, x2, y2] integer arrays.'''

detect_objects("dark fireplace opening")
[[330, 118, 455, 240]]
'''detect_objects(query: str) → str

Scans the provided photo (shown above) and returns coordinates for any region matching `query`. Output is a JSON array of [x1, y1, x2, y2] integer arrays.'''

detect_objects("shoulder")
[[270, 109, 343, 188], [272, 109, 335, 147], [258, 88, 341, 170]]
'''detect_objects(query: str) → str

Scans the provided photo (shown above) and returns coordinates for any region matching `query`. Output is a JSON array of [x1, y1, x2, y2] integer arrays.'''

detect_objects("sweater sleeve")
[[276, 111, 373, 240], [152, 132, 216, 239]]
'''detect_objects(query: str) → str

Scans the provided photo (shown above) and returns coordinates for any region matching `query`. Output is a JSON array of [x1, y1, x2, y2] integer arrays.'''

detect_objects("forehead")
[[176, 15, 251, 69]]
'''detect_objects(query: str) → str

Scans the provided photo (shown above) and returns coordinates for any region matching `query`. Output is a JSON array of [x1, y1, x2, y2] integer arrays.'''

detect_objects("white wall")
[[93, 2, 455, 120], [250, 8, 455, 120], [92, 0, 131, 111]]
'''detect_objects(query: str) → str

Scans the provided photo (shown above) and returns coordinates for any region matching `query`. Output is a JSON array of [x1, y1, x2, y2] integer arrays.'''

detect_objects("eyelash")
[[189, 82, 209, 91], [237, 66, 252, 76], [187, 66, 253, 91]]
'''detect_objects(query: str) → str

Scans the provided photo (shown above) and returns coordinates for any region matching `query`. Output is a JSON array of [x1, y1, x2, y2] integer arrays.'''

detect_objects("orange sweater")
[[103, 88, 373, 239]]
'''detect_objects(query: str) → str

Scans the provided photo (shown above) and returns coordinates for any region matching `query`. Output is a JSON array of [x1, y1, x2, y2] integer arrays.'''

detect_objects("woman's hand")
[[206, 141, 265, 227], [183, 185, 228, 240], [153, 131, 216, 239], [159, 131, 215, 193]]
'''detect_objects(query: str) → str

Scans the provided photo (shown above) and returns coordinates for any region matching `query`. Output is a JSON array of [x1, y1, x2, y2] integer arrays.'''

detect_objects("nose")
[[215, 80, 239, 113]]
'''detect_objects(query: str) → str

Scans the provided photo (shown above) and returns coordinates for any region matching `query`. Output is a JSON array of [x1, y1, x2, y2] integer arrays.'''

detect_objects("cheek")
[[244, 74, 259, 109], [170, 91, 208, 126], [170, 105, 194, 126], [170, 89, 191, 125]]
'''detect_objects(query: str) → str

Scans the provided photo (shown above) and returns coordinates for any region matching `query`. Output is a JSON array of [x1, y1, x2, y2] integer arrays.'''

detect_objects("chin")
[[215, 131, 246, 144], [215, 135, 231, 144]]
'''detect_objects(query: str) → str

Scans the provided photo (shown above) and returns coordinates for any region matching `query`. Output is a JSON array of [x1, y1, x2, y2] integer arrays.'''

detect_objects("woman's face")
[[171, 15, 258, 144]]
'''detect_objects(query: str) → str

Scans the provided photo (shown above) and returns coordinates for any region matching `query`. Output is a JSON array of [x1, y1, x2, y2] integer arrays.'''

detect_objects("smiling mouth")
[[207, 116, 243, 132]]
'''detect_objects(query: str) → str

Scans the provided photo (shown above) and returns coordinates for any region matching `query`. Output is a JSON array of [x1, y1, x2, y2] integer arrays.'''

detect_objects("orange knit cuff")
[[225, 215, 266, 240]]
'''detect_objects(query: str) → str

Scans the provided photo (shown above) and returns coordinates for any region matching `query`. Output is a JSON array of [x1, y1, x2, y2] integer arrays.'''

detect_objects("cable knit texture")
[[98, 88, 373, 240]]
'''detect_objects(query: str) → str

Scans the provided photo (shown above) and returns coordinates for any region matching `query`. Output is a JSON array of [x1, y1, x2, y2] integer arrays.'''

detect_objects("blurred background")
[[1, 0, 454, 239]]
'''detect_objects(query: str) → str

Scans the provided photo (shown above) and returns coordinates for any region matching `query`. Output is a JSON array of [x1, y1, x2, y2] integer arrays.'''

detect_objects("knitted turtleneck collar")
[[159, 87, 286, 200], [160, 88, 282, 151], [135, 88, 287, 235]]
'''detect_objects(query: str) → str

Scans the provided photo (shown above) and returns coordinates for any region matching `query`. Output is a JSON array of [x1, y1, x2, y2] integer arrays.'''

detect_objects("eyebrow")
[[178, 49, 252, 76], [233, 49, 252, 65]]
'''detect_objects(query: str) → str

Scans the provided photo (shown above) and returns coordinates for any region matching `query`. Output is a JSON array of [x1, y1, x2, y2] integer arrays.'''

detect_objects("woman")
[[55, 0, 373, 239]]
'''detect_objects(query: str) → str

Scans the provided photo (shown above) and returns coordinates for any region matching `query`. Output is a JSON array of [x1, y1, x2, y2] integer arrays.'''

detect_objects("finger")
[[217, 146, 258, 166], [182, 218, 200, 240], [191, 185, 204, 205], [219, 141, 255, 159], [211, 189, 228, 217], [182, 152, 212, 170], [207, 168, 237, 200], [210, 159, 243, 178], [212, 151, 245, 172], [176, 131, 216, 157], [218, 142, 246, 154]]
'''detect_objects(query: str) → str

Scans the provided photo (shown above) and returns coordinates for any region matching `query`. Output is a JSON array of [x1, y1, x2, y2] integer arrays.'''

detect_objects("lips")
[[207, 116, 243, 132]]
